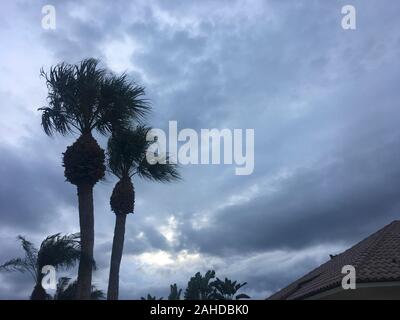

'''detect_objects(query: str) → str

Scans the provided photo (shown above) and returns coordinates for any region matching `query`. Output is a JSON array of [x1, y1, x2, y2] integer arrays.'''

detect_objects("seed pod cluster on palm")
[[63, 133, 106, 186], [110, 176, 135, 215]]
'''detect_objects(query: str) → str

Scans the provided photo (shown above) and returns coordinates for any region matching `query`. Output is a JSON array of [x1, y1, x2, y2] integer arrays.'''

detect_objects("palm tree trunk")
[[31, 274, 47, 300], [107, 214, 127, 300], [76, 183, 95, 300]]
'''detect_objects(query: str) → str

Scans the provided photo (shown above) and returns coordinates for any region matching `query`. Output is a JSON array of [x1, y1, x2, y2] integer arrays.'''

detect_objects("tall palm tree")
[[0, 233, 80, 300], [106, 126, 180, 300], [38, 58, 150, 299]]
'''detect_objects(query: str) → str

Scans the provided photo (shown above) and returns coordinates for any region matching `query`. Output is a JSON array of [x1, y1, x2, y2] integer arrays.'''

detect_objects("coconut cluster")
[[63, 133, 106, 186], [110, 177, 135, 215]]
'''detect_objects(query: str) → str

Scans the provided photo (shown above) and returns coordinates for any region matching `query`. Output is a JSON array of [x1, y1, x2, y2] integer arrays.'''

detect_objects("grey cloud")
[[2, 0, 400, 299], [179, 136, 400, 255], [0, 141, 75, 232]]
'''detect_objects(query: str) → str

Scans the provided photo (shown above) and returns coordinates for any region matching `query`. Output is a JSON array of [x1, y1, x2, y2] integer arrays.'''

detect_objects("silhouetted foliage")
[[141, 294, 163, 300], [168, 283, 182, 300], [38, 58, 150, 137], [184, 270, 216, 300], [210, 278, 250, 300], [0, 233, 80, 300], [143, 270, 250, 300], [107, 126, 180, 182], [38, 58, 150, 299], [53, 277, 105, 300], [106, 126, 180, 300]]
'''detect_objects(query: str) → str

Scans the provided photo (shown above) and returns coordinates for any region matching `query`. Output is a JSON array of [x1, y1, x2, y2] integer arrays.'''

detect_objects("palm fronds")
[[0, 236, 38, 281], [184, 270, 216, 300], [168, 284, 182, 300], [98, 74, 150, 134], [37, 233, 81, 271], [0, 233, 82, 295], [141, 294, 163, 300], [137, 155, 181, 182], [38, 58, 151, 137], [54, 277, 105, 300], [210, 278, 250, 300], [0, 258, 35, 277], [107, 126, 180, 182], [144, 270, 250, 300]]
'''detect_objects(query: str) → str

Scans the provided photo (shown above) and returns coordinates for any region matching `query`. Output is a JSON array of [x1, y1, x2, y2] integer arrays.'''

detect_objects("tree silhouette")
[[38, 58, 149, 299], [143, 270, 250, 300], [210, 278, 250, 300], [0, 233, 80, 300], [106, 126, 180, 300], [168, 283, 182, 300], [53, 277, 105, 300], [140, 294, 163, 300], [184, 270, 216, 300]]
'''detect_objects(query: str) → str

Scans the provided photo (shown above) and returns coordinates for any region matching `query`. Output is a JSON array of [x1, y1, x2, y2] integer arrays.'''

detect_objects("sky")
[[1, 0, 400, 299]]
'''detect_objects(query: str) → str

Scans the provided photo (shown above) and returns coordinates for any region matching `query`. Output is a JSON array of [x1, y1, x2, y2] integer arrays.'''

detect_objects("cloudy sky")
[[1, 0, 400, 299]]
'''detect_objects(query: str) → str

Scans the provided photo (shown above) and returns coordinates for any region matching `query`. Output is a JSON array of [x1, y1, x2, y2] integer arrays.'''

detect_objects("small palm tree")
[[106, 126, 180, 300], [54, 277, 105, 300], [184, 270, 216, 300], [210, 278, 250, 300], [0, 234, 80, 300], [168, 283, 182, 300], [140, 294, 163, 300], [143, 271, 251, 300], [39, 58, 150, 299]]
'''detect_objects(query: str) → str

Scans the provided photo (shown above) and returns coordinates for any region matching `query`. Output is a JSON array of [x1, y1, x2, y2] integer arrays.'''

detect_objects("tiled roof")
[[268, 220, 400, 300]]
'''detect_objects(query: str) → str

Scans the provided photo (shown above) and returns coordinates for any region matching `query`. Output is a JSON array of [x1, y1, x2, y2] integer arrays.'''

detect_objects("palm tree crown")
[[39, 58, 150, 136], [107, 126, 180, 183], [0, 233, 81, 300]]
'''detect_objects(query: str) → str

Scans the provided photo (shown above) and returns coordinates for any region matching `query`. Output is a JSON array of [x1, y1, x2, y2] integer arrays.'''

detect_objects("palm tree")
[[53, 277, 105, 300], [106, 126, 180, 300], [0, 233, 80, 300], [184, 270, 216, 300], [168, 283, 182, 300], [210, 278, 250, 300], [143, 270, 251, 300], [38, 58, 150, 299], [140, 294, 163, 300]]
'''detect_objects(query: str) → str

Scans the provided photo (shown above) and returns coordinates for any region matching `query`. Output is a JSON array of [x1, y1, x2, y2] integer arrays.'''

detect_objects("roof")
[[268, 220, 400, 300]]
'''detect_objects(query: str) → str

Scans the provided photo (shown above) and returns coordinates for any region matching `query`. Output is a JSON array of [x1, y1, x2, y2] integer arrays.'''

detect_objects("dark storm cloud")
[[0, 140, 75, 232], [126, 0, 400, 257], [180, 138, 400, 255]]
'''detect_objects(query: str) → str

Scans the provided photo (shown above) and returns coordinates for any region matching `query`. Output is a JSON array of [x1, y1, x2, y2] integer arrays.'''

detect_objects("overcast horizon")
[[1, 0, 400, 299]]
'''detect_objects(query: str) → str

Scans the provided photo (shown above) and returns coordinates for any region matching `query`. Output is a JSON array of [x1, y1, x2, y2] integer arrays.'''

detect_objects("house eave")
[[304, 281, 400, 300]]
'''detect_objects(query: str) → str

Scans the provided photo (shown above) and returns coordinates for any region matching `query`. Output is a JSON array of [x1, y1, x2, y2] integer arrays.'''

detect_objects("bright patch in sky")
[[102, 35, 143, 75]]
